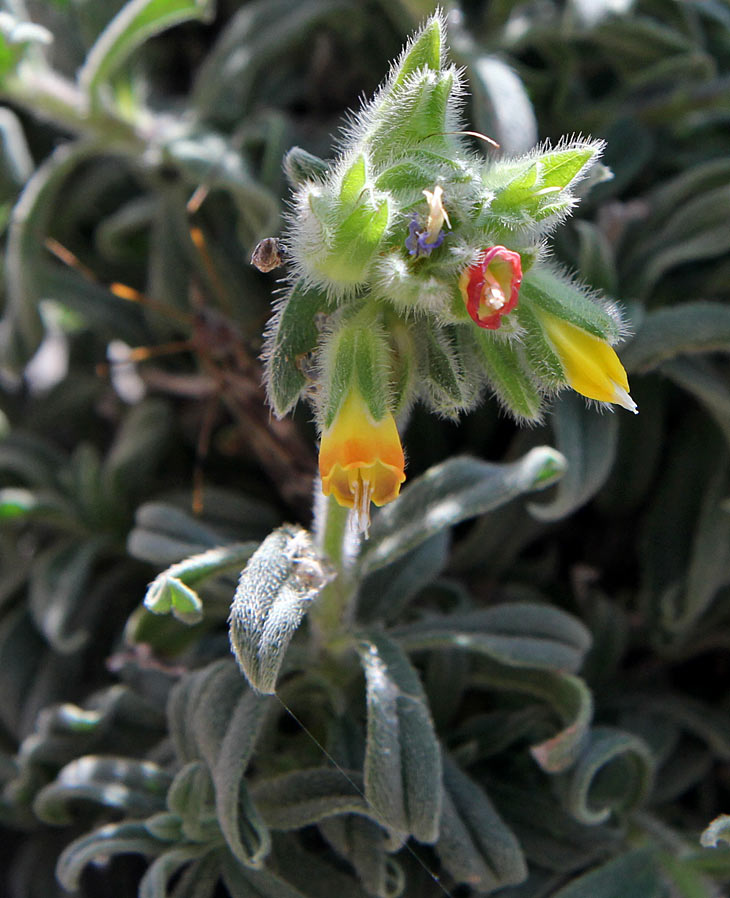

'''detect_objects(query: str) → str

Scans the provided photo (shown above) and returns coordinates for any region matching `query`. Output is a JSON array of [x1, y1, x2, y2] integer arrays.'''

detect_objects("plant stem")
[[310, 491, 356, 641]]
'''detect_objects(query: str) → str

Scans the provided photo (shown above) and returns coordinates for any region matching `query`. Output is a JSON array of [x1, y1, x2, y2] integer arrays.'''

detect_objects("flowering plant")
[[263, 12, 635, 528]]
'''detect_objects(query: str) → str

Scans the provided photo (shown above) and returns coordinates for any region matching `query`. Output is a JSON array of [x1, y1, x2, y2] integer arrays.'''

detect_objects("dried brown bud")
[[251, 237, 284, 272]]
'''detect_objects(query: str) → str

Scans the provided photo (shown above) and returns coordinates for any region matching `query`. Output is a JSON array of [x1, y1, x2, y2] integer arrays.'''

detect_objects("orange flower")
[[459, 246, 522, 329], [319, 388, 406, 530]]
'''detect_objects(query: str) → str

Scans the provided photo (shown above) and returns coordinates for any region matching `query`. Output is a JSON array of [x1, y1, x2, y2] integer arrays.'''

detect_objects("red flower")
[[459, 246, 522, 329]]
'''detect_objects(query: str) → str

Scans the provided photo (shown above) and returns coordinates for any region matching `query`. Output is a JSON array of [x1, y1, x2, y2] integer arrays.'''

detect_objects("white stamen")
[[484, 283, 506, 311], [612, 383, 638, 414], [351, 476, 373, 538]]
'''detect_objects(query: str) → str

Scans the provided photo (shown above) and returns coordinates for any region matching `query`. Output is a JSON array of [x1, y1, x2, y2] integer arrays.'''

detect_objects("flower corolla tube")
[[319, 388, 406, 529], [540, 312, 637, 413], [459, 246, 523, 329]]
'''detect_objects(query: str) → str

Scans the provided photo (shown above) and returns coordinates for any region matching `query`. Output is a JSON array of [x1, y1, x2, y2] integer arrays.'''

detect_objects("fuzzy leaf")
[[166, 761, 219, 843], [392, 14, 442, 87], [139, 845, 212, 898], [549, 849, 666, 898], [29, 536, 107, 653], [470, 328, 544, 422], [144, 542, 258, 624], [393, 602, 592, 675], [230, 525, 334, 694], [556, 727, 654, 825], [79, 0, 216, 100], [168, 660, 270, 864], [252, 768, 372, 829], [284, 147, 329, 187], [528, 391, 619, 521], [622, 302, 730, 373], [356, 530, 450, 624], [437, 754, 527, 891], [359, 448, 566, 574], [265, 281, 328, 418], [481, 665, 593, 773], [701, 815, 730, 849], [358, 631, 442, 843], [34, 755, 171, 824], [221, 853, 312, 898], [57, 822, 165, 891]]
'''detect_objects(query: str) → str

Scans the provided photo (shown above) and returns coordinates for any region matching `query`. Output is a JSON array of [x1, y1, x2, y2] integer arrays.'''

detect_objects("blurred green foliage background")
[[1, 1, 730, 896]]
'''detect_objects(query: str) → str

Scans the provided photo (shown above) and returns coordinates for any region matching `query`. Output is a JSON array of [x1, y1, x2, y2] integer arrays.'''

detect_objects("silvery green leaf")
[[144, 542, 258, 624], [269, 832, 372, 898], [3, 142, 97, 364], [670, 452, 730, 632], [128, 502, 229, 565], [0, 107, 33, 194], [356, 531, 450, 624], [57, 821, 166, 891], [630, 184, 730, 298], [193, 0, 354, 120], [661, 357, 730, 448], [29, 536, 107, 653], [103, 398, 173, 495], [167, 850, 223, 898], [622, 302, 730, 373], [556, 727, 654, 825], [167, 660, 270, 864], [701, 815, 730, 848], [471, 658, 593, 772], [359, 448, 566, 575], [166, 761, 219, 843], [529, 392, 619, 522], [139, 844, 212, 898], [229, 525, 334, 694], [79, 0, 216, 101], [318, 815, 391, 898], [357, 632, 442, 843], [393, 602, 592, 674], [549, 848, 666, 898], [221, 851, 312, 898], [284, 146, 329, 188], [251, 768, 372, 829], [437, 754, 527, 891], [33, 755, 171, 824]]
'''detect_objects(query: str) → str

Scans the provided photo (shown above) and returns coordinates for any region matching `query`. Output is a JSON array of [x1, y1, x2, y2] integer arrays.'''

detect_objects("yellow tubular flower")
[[540, 313, 638, 413], [319, 388, 406, 531]]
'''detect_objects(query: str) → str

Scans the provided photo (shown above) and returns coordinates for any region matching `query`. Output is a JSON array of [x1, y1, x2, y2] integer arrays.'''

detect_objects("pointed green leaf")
[[264, 281, 328, 417], [339, 155, 367, 207], [392, 15, 442, 88]]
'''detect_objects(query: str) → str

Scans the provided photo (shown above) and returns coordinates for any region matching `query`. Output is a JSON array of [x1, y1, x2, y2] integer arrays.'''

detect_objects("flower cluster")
[[262, 13, 635, 528]]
